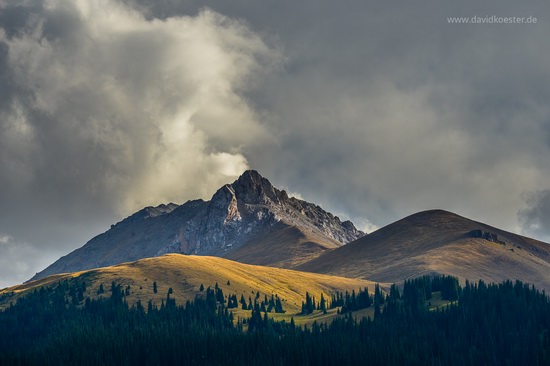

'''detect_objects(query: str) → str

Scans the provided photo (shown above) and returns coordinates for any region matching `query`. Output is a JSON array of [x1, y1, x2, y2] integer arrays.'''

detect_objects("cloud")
[[0, 235, 57, 289], [0, 0, 280, 285], [1, 1, 279, 212], [186, 0, 550, 236], [519, 190, 550, 242], [0, 234, 12, 245]]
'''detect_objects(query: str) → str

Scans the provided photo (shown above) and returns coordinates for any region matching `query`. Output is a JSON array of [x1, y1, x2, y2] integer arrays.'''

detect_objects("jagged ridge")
[[177, 170, 364, 257]]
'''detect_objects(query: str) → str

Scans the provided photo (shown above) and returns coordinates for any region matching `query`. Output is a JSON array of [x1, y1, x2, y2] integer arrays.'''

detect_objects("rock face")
[[177, 170, 364, 257], [30, 170, 364, 281]]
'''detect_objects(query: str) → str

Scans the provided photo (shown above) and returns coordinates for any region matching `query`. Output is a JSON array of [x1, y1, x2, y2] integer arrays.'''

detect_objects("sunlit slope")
[[300, 210, 550, 290], [1, 254, 377, 313]]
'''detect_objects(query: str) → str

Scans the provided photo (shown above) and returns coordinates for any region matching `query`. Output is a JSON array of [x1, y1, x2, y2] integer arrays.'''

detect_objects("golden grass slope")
[[1, 254, 378, 314]]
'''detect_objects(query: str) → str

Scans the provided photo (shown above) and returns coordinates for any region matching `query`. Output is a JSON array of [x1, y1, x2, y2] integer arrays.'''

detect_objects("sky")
[[1, 0, 550, 288]]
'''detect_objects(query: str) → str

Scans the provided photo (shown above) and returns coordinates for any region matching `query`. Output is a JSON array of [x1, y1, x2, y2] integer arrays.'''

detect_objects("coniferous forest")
[[1, 276, 549, 365]]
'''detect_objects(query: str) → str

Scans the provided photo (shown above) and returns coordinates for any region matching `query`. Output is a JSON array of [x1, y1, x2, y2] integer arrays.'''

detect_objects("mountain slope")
[[31, 200, 208, 280], [31, 171, 364, 281], [299, 209, 550, 291], [6, 254, 377, 313], [225, 223, 344, 268]]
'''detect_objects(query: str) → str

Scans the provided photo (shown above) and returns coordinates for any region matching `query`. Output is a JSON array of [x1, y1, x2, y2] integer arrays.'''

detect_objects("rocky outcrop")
[[158, 170, 365, 256], [467, 229, 505, 245]]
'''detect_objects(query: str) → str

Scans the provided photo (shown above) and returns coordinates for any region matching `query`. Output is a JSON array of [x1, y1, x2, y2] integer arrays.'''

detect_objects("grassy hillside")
[[225, 223, 341, 269], [1, 254, 378, 318], [299, 210, 550, 291]]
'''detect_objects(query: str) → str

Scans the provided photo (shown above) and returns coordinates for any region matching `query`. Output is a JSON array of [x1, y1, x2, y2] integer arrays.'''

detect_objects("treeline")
[[301, 292, 327, 314], [236, 290, 285, 313], [328, 285, 380, 314], [317, 275, 459, 315], [1, 276, 549, 365], [194, 282, 286, 314]]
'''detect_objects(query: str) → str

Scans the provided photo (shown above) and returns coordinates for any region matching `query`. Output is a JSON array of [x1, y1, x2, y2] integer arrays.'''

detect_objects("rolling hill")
[[298, 209, 550, 291], [4, 254, 378, 314]]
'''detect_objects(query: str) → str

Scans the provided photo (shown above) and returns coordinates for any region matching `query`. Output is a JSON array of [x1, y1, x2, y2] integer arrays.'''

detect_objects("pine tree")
[[319, 293, 327, 314], [215, 286, 225, 305], [228, 294, 239, 309], [374, 284, 384, 305], [153, 281, 158, 294], [389, 284, 400, 301], [275, 297, 285, 313], [302, 292, 315, 315]]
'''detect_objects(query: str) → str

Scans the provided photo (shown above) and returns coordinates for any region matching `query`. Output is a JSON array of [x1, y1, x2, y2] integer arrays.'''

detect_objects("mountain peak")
[[231, 169, 286, 205], [238, 169, 264, 182], [395, 209, 462, 224], [31, 169, 365, 281]]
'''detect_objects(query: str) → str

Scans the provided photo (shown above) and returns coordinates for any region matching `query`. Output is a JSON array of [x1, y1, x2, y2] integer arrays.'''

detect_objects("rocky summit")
[[177, 170, 364, 257], [31, 170, 364, 281]]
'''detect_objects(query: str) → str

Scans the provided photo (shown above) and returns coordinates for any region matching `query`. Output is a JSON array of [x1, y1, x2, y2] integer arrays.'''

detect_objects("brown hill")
[[298, 210, 550, 291], [225, 223, 344, 268], [4, 254, 377, 314]]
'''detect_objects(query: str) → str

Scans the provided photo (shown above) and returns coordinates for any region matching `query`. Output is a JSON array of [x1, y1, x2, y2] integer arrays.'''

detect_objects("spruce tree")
[[319, 293, 327, 314], [275, 297, 285, 313]]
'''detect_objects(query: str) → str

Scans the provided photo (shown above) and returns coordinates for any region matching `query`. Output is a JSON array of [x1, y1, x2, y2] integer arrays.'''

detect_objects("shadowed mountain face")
[[30, 171, 364, 281], [298, 210, 550, 291]]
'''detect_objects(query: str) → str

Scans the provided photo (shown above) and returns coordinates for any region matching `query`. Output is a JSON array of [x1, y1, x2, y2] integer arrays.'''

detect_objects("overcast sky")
[[1, 0, 549, 288]]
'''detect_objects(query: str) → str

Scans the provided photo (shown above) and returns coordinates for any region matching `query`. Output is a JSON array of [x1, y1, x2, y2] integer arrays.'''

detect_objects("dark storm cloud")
[[0, 0, 280, 287], [115, 0, 550, 232], [229, 0, 550, 233], [0, 2, 43, 39], [1, 0, 550, 286]]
